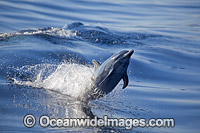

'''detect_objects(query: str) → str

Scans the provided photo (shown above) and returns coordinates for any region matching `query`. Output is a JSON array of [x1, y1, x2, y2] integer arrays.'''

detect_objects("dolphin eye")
[[112, 57, 117, 60], [112, 57, 118, 61], [112, 55, 120, 61]]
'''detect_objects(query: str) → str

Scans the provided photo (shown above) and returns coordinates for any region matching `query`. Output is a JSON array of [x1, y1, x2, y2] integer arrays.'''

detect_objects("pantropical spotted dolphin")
[[83, 49, 134, 101]]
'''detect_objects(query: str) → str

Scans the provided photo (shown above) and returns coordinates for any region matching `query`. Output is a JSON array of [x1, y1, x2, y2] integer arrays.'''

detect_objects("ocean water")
[[0, 0, 200, 132]]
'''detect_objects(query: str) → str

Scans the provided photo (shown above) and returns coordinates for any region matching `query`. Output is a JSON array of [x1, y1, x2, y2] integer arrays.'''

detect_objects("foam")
[[14, 62, 94, 98]]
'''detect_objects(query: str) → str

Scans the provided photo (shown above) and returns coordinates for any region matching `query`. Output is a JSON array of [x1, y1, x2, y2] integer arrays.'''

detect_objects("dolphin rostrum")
[[83, 49, 134, 101]]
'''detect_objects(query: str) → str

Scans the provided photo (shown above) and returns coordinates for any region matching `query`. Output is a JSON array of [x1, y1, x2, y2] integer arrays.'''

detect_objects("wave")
[[0, 22, 164, 46]]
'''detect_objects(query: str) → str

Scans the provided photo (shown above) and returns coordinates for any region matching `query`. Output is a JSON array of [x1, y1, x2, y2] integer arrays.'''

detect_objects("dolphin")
[[83, 49, 134, 101]]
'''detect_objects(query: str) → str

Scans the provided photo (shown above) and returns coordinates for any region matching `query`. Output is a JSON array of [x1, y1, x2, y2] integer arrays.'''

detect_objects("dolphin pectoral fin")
[[92, 60, 100, 69], [122, 73, 129, 89]]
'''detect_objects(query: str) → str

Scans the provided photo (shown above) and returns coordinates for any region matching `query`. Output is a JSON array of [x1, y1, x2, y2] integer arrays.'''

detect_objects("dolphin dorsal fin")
[[92, 60, 100, 69], [122, 72, 129, 89]]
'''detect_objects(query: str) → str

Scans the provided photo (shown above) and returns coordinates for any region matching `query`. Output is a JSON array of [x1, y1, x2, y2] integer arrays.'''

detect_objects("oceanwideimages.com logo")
[[23, 114, 175, 129]]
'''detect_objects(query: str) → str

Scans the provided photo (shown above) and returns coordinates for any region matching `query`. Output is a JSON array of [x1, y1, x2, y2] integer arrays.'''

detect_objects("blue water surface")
[[0, 0, 200, 132]]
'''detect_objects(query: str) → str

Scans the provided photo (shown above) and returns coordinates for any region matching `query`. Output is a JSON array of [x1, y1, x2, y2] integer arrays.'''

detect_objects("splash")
[[13, 62, 94, 98]]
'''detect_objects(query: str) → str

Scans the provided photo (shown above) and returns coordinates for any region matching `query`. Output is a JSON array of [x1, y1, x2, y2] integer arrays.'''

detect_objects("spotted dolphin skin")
[[84, 49, 134, 101]]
